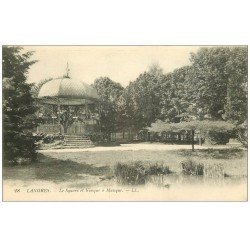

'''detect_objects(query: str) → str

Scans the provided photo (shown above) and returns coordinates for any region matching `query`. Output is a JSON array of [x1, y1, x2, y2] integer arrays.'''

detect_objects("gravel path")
[[38, 143, 232, 153]]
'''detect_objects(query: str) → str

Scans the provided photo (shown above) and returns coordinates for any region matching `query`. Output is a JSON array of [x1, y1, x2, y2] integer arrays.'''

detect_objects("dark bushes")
[[114, 162, 146, 185], [114, 161, 172, 185], [32, 132, 64, 144], [113, 159, 230, 185], [206, 131, 231, 145], [180, 159, 228, 178], [146, 162, 172, 175], [237, 121, 247, 148], [180, 159, 204, 175]]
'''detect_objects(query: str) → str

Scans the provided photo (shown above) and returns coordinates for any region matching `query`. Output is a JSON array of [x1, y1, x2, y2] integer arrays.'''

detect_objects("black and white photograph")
[[2, 45, 248, 201], [1, 1, 250, 249]]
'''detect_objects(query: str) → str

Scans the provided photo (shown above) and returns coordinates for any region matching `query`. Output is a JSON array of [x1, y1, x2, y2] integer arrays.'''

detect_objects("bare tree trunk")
[[199, 131, 202, 146], [199, 137, 202, 146], [191, 129, 195, 151], [147, 132, 151, 141], [108, 132, 111, 142]]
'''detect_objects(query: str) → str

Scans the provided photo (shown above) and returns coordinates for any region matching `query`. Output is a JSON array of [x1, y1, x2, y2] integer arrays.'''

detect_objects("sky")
[[24, 46, 201, 87]]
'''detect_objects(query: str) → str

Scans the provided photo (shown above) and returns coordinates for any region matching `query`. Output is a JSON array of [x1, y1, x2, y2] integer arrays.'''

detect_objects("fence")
[[37, 123, 98, 135], [111, 132, 135, 142], [36, 124, 61, 134]]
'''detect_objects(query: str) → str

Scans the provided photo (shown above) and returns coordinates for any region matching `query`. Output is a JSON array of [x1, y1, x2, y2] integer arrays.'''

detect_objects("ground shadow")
[[3, 153, 112, 183]]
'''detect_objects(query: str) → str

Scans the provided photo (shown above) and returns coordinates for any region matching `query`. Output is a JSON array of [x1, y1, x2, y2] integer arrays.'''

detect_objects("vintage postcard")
[[2, 45, 248, 201]]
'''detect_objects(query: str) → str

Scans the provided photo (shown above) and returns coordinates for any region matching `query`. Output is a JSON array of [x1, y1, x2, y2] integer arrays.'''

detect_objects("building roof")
[[38, 77, 99, 101]]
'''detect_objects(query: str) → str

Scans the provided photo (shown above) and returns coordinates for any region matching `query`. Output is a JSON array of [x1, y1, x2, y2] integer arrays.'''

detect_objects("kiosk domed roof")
[[38, 77, 99, 100]]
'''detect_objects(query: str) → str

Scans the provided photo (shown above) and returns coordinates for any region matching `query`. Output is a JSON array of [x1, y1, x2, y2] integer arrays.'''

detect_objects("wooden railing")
[[37, 123, 99, 135], [37, 124, 61, 134]]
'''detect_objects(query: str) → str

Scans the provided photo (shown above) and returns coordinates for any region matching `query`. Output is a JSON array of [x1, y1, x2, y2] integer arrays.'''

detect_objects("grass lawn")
[[3, 146, 247, 185], [40, 147, 247, 176], [3, 153, 114, 189], [3, 145, 247, 201]]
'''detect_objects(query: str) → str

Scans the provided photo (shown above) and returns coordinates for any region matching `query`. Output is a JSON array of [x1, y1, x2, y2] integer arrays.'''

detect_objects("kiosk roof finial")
[[64, 62, 70, 78]]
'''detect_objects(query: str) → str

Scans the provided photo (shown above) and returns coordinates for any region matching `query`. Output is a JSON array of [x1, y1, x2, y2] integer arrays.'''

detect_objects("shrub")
[[86, 132, 103, 142], [32, 132, 46, 142], [237, 121, 247, 148], [43, 134, 55, 144], [114, 162, 146, 185], [33, 132, 64, 144], [53, 133, 64, 140], [146, 162, 172, 175], [206, 131, 231, 145], [181, 160, 229, 178], [33, 132, 65, 149], [114, 161, 172, 185], [180, 159, 204, 175]]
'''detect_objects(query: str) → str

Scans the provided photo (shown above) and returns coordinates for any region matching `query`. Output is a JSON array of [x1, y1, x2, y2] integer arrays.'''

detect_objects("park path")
[[38, 143, 232, 153]]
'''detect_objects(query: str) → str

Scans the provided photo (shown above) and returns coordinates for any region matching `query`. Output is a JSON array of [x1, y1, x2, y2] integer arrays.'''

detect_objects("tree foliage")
[[148, 119, 235, 150], [187, 47, 247, 122], [92, 47, 247, 146], [148, 119, 235, 133], [3, 46, 38, 162], [92, 77, 124, 140], [119, 64, 166, 132]]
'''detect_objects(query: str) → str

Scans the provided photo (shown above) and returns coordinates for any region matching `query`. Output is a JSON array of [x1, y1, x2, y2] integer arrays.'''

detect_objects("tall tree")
[[92, 77, 124, 141], [122, 64, 165, 132], [223, 47, 248, 124], [187, 46, 247, 122], [158, 66, 192, 122], [3, 46, 38, 163]]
